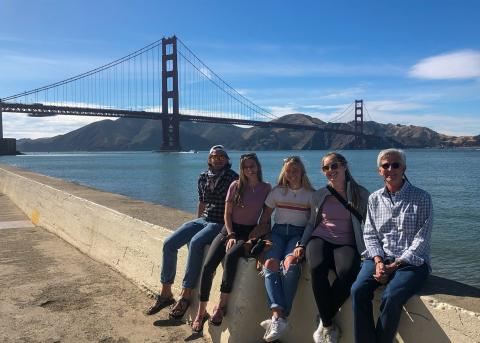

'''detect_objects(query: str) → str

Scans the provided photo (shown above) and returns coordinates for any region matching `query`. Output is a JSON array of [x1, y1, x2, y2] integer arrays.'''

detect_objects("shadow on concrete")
[[420, 275, 480, 298], [153, 318, 185, 327], [184, 332, 205, 341]]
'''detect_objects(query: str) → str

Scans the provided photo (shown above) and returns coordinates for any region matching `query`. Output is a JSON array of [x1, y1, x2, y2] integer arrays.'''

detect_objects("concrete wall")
[[1, 164, 479, 343]]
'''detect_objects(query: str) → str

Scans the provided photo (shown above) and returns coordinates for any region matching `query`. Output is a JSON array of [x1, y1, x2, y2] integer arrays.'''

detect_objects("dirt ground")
[[0, 223, 210, 343]]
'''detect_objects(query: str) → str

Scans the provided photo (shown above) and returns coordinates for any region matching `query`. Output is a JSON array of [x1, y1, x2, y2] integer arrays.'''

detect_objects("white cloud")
[[212, 60, 404, 78], [3, 113, 111, 139], [364, 107, 480, 136], [409, 50, 480, 80], [365, 100, 427, 112]]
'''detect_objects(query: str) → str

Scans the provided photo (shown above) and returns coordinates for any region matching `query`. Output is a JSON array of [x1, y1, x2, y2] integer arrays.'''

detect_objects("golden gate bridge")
[[0, 36, 380, 154]]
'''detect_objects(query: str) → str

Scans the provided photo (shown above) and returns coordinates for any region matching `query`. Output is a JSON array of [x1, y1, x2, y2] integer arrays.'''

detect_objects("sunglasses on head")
[[283, 156, 301, 163], [321, 162, 341, 172], [241, 153, 257, 159], [210, 155, 226, 161], [381, 162, 401, 170]]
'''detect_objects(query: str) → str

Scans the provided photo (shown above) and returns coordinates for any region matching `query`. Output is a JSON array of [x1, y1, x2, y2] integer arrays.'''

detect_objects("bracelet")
[[375, 259, 384, 265], [226, 232, 236, 239]]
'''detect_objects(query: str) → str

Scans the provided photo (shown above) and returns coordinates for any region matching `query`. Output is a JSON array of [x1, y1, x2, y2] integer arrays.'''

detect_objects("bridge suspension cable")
[[1, 40, 165, 113], [176, 38, 277, 122], [363, 103, 374, 122], [327, 101, 354, 123], [1, 36, 279, 124]]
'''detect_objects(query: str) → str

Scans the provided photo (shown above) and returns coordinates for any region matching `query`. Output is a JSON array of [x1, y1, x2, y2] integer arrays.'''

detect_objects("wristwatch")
[[295, 241, 305, 249]]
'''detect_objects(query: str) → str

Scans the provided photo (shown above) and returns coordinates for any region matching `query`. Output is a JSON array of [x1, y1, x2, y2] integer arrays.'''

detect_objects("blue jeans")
[[351, 259, 429, 343], [263, 223, 304, 316], [160, 217, 223, 289]]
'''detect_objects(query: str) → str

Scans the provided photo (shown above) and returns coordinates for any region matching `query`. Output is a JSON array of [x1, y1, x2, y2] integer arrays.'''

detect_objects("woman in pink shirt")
[[294, 152, 369, 343], [191, 153, 271, 333]]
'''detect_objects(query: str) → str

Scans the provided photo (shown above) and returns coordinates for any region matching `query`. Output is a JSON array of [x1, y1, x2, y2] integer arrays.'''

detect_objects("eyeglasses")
[[380, 162, 401, 170], [210, 155, 226, 161], [241, 153, 257, 159], [283, 156, 301, 163], [322, 162, 342, 172]]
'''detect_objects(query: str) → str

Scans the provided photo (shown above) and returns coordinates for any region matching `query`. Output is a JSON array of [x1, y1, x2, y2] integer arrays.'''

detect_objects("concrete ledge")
[[1, 164, 479, 342]]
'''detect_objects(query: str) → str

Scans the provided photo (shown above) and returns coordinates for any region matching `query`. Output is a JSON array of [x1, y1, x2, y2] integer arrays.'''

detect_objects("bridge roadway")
[[0, 193, 209, 343], [0, 102, 364, 136]]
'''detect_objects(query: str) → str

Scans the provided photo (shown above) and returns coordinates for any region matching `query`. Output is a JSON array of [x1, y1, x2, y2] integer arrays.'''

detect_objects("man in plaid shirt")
[[351, 148, 433, 343], [145, 145, 238, 319]]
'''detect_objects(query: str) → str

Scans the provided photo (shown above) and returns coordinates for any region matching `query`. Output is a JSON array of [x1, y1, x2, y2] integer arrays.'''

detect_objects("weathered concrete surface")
[[1, 164, 480, 343], [0, 193, 209, 343]]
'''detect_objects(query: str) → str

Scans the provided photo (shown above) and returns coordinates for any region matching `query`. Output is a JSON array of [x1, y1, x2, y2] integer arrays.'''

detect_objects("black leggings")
[[306, 237, 360, 326], [199, 223, 255, 302]]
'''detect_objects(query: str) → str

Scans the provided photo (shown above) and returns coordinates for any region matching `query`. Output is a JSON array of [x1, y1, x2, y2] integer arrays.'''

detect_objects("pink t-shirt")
[[226, 181, 271, 225], [312, 196, 355, 246]]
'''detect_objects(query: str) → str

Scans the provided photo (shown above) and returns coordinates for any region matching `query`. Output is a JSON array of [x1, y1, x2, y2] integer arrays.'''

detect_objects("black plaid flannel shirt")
[[198, 168, 238, 223]]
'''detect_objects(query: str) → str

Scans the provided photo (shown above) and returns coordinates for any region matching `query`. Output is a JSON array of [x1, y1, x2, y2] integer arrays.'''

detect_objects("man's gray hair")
[[377, 148, 406, 167]]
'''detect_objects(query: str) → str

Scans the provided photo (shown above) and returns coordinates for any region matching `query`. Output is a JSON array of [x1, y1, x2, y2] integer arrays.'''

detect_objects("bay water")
[[1, 149, 479, 288]]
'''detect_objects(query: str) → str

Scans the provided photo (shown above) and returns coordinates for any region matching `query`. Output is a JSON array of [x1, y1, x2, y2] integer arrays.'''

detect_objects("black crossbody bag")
[[326, 185, 364, 223]]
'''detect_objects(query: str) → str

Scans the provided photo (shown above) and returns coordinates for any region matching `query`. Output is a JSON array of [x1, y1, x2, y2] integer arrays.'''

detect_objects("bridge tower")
[[160, 36, 181, 152], [0, 108, 17, 155], [354, 99, 364, 149]]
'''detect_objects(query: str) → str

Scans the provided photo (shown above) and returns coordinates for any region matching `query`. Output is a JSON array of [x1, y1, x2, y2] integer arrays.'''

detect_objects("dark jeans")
[[351, 259, 429, 343], [199, 223, 255, 302], [306, 237, 360, 327]]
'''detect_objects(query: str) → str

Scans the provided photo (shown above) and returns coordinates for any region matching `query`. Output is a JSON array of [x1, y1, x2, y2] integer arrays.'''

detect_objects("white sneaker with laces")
[[264, 317, 287, 342], [313, 319, 325, 343], [323, 324, 340, 343], [260, 318, 272, 330]]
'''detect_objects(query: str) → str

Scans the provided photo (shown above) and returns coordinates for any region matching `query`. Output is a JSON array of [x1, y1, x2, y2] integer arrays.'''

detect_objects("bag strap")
[[326, 185, 363, 223]]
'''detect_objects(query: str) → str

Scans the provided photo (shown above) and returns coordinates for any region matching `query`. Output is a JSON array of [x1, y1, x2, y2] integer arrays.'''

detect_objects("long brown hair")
[[277, 156, 314, 193], [321, 152, 361, 210], [233, 153, 263, 206]]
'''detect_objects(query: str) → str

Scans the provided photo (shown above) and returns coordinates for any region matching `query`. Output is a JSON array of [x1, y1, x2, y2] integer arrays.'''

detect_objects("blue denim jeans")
[[351, 259, 429, 343], [263, 223, 304, 316], [160, 217, 223, 289]]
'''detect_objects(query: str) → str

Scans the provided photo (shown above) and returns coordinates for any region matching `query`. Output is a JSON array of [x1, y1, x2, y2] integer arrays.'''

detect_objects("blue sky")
[[1, 0, 479, 138]]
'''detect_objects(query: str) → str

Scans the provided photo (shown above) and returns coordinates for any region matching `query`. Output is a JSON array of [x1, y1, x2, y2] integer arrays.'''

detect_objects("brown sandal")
[[192, 312, 210, 333], [209, 305, 227, 326], [145, 295, 175, 315], [168, 298, 190, 319]]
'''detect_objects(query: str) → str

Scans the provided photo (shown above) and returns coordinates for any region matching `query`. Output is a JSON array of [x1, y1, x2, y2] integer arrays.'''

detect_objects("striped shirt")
[[363, 182, 433, 267], [265, 186, 313, 227]]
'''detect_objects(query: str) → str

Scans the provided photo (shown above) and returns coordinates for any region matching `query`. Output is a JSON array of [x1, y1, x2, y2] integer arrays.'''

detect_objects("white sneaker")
[[264, 317, 287, 342], [260, 318, 272, 330], [313, 319, 325, 343], [323, 324, 340, 343]]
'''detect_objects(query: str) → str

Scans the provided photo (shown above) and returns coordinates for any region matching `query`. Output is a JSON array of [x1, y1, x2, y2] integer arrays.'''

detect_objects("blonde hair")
[[233, 153, 263, 206], [277, 156, 314, 192], [321, 152, 361, 210]]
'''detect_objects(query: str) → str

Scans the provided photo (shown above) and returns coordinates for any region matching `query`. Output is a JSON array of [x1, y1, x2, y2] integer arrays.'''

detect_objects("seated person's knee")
[[264, 258, 279, 272], [283, 255, 298, 271]]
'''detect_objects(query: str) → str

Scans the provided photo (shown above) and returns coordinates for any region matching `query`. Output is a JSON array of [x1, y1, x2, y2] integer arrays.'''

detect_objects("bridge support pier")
[[0, 110, 18, 155], [354, 99, 365, 149], [160, 36, 181, 152]]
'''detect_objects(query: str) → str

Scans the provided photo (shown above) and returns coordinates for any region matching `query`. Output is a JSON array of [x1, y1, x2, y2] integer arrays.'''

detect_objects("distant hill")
[[17, 114, 480, 152]]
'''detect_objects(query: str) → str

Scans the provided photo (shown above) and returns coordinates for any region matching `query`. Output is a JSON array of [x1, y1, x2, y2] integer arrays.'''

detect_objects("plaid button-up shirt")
[[198, 168, 238, 223], [363, 182, 433, 267]]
